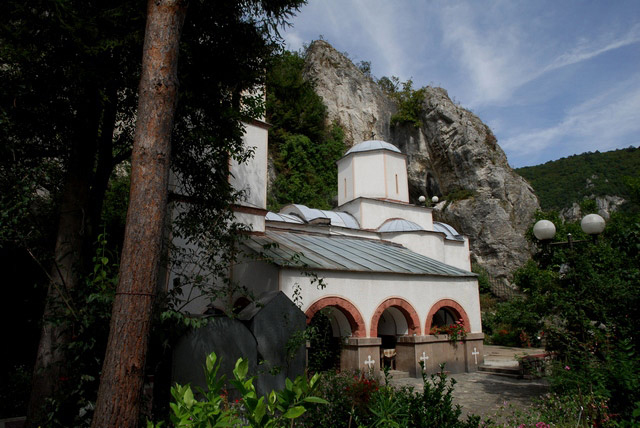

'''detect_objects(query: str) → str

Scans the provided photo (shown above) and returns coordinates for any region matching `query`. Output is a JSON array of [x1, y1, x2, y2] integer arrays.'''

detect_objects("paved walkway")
[[388, 346, 549, 420]]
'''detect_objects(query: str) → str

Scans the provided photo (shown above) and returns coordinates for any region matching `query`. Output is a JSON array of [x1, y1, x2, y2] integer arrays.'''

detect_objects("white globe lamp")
[[581, 213, 605, 236], [533, 220, 556, 241], [418, 195, 426, 203], [431, 196, 439, 204]]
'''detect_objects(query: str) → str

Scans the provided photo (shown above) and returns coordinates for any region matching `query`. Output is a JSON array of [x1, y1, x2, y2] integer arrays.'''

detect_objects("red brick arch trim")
[[425, 299, 471, 334], [370, 297, 421, 337], [305, 296, 366, 338]]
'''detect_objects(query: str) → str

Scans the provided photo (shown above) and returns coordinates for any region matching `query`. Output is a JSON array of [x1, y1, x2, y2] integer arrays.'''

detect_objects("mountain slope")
[[516, 147, 640, 213]]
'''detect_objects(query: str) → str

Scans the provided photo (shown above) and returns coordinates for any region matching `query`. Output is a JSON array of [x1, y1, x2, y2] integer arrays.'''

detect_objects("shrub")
[[301, 367, 480, 428], [152, 352, 327, 427]]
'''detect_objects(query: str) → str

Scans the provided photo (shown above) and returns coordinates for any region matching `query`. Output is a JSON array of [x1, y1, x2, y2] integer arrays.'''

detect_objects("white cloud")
[[541, 23, 640, 75], [501, 77, 640, 164], [436, 5, 640, 108]]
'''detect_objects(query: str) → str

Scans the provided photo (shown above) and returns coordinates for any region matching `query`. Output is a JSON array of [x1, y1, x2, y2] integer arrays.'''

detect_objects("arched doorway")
[[305, 297, 366, 371], [370, 298, 421, 368], [425, 299, 471, 335]]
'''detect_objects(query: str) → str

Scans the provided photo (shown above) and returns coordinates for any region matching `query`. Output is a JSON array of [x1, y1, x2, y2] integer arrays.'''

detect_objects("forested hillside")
[[516, 146, 640, 211]]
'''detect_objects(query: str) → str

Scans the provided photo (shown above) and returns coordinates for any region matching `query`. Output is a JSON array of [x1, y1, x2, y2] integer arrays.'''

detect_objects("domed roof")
[[377, 218, 425, 233], [344, 140, 401, 156], [433, 221, 464, 241]]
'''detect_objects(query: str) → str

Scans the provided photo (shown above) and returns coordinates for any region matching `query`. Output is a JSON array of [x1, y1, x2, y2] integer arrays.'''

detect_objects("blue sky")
[[281, 0, 640, 168]]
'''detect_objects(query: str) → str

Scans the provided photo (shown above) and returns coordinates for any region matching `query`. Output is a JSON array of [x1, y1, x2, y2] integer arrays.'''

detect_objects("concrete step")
[[387, 370, 410, 379], [478, 364, 522, 379]]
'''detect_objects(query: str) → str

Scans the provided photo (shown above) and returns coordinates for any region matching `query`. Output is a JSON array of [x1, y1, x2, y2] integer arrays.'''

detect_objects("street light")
[[533, 213, 606, 247], [533, 220, 556, 241], [581, 213, 606, 236]]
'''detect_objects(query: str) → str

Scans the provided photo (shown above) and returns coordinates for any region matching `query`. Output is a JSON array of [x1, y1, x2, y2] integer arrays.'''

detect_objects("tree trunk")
[[25, 88, 100, 428], [91, 1, 187, 427]]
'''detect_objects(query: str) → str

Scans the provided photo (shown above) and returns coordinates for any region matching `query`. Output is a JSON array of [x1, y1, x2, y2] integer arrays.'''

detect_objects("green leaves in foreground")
[[152, 352, 327, 428]]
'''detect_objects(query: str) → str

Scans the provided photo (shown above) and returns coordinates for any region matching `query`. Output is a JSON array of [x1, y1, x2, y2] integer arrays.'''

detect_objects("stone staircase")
[[477, 345, 547, 379]]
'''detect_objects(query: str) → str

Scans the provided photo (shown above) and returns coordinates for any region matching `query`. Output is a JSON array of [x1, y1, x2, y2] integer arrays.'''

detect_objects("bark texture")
[[91, 1, 186, 426]]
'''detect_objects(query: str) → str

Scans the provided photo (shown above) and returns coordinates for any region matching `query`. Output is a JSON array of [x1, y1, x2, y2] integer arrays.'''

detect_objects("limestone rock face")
[[561, 195, 626, 221], [303, 40, 396, 146], [304, 40, 540, 279]]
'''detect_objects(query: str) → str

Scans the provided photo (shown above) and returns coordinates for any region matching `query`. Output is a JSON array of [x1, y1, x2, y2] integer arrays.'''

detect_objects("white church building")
[[171, 117, 485, 376]]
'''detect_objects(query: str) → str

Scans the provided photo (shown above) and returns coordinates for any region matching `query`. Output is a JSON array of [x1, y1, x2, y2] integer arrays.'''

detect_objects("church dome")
[[344, 140, 401, 156], [377, 218, 425, 233]]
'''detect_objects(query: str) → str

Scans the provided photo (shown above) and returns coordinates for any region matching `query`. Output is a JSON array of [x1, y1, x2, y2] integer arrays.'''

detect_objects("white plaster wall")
[[233, 212, 265, 233], [166, 219, 224, 315], [382, 232, 471, 271], [232, 258, 280, 298], [443, 237, 471, 271], [340, 198, 433, 231], [337, 157, 354, 206], [229, 123, 268, 211], [352, 152, 386, 200], [382, 232, 447, 264], [167, 202, 269, 315], [383, 153, 409, 203], [278, 270, 482, 336]]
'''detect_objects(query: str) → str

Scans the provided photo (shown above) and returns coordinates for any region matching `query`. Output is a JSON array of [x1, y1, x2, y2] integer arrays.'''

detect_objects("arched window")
[[425, 299, 471, 334], [432, 308, 457, 328]]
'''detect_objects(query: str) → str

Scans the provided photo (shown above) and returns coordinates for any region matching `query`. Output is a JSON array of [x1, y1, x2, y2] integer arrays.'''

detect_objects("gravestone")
[[172, 291, 306, 397], [238, 291, 306, 395], [172, 316, 258, 394]]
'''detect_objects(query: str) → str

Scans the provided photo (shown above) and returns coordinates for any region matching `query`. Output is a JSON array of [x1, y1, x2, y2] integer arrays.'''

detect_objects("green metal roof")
[[242, 230, 475, 278]]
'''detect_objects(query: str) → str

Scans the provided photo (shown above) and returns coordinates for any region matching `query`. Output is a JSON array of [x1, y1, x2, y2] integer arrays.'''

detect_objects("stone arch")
[[305, 296, 366, 337], [425, 299, 471, 334], [370, 297, 421, 337]]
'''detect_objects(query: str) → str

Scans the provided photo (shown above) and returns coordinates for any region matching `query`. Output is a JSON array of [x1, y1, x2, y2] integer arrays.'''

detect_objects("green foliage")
[[266, 50, 346, 210], [491, 201, 640, 422], [400, 366, 480, 428], [39, 232, 118, 427], [472, 264, 493, 295], [377, 76, 400, 94], [429, 320, 468, 343], [100, 166, 131, 249], [307, 309, 342, 373], [487, 391, 611, 427], [445, 188, 476, 202], [516, 147, 640, 211], [154, 352, 327, 428], [356, 61, 372, 77], [389, 79, 426, 128], [300, 368, 480, 428], [270, 126, 345, 210]]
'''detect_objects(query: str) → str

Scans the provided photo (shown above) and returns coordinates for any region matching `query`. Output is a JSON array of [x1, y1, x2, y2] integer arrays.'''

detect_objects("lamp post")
[[533, 214, 606, 247]]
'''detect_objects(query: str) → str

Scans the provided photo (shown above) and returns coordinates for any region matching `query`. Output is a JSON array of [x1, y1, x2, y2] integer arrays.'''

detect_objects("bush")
[[301, 367, 480, 428], [497, 204, 640, 422], [152, 352, 327, 427]]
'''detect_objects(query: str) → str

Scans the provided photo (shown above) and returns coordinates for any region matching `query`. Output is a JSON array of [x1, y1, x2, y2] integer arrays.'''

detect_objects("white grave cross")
[[364, 355, 375, 370], [472, 347, 480, 365], [420, 352, 429, 371]]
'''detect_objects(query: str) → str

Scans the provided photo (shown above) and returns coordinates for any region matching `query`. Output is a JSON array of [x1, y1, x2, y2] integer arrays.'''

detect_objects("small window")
[[344, 178, 347, 198], [395, 174, 399, 194]]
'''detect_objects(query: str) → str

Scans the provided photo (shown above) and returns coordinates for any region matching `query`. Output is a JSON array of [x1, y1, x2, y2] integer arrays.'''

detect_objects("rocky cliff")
[[304, 40, 540, 280]]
